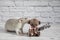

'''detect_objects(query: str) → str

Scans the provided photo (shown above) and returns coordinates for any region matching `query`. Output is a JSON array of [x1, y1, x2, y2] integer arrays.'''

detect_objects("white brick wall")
[[35, 7, 52, 12], [0, 0, 60, 24], [24, 1, 48, 7]]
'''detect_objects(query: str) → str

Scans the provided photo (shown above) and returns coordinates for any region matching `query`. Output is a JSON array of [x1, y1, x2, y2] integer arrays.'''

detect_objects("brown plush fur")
[[29, 27, 40, 37], [28, 19, 40, 37]]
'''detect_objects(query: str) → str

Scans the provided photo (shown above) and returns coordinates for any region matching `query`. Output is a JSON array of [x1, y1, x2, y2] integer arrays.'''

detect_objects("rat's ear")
[[28, 20, 30, 24], [18, 19, 21, 23], [39, 21, 41, 24]]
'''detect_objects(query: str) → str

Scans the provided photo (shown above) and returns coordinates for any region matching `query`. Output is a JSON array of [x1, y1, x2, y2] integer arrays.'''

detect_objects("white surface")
[[0, 23, 60, 40]]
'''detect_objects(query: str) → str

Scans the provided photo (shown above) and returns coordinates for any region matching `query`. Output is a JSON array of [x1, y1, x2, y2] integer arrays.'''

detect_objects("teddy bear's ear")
[[28, 20, 30, 24], [39, 21, 41, 24]]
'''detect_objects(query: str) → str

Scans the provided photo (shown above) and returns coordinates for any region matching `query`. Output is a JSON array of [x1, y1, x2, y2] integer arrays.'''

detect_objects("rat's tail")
[[38, 23, 51, 31]]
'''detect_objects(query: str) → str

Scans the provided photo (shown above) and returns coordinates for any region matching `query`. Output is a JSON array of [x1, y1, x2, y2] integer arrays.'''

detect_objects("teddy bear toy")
[[28, 26, 40, 37]]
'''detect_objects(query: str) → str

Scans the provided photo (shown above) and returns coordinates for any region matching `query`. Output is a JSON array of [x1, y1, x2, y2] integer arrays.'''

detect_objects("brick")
[[55, 13, 60, 17], [15, 1, 24, 7], [40, 13, 49, 17], [9, 7, 35, 12], [49, 1, 60, 7], [26, 7, 35, 12], [0, 11, 14, 17], [0, 7, 9, 12], [24, 12, 40, 18], [54, 7, 60, 12], [36, 12, 51, 17], [0, 1, 15, 7], [13, 12, 24, 17], [54, 0, 60, 1], [40, 0, 52, 2], [38, 17, 54, 22], [8, 12, 16, 16], [0, 11, 9, 16], [9, 7, 26, 11], [54, 18, 60, 22], [33, 12, 56, 18], [0, 16, 1, 22], [49, 12, 56, 18], [24, 1, 48, 7], [7, 11, 24, 18], [41, 12, 55, 18], [35, 7, 52, 12], [1, 16, 9, 22], [15, 0, 52, 1]]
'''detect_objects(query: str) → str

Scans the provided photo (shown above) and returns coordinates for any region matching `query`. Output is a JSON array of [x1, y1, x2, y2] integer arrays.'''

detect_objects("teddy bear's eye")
[[21, 20, 23, 21]]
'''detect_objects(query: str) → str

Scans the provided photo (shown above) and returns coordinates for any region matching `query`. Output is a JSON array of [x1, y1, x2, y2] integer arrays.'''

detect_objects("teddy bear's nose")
[[31, 24, 35, 27]]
